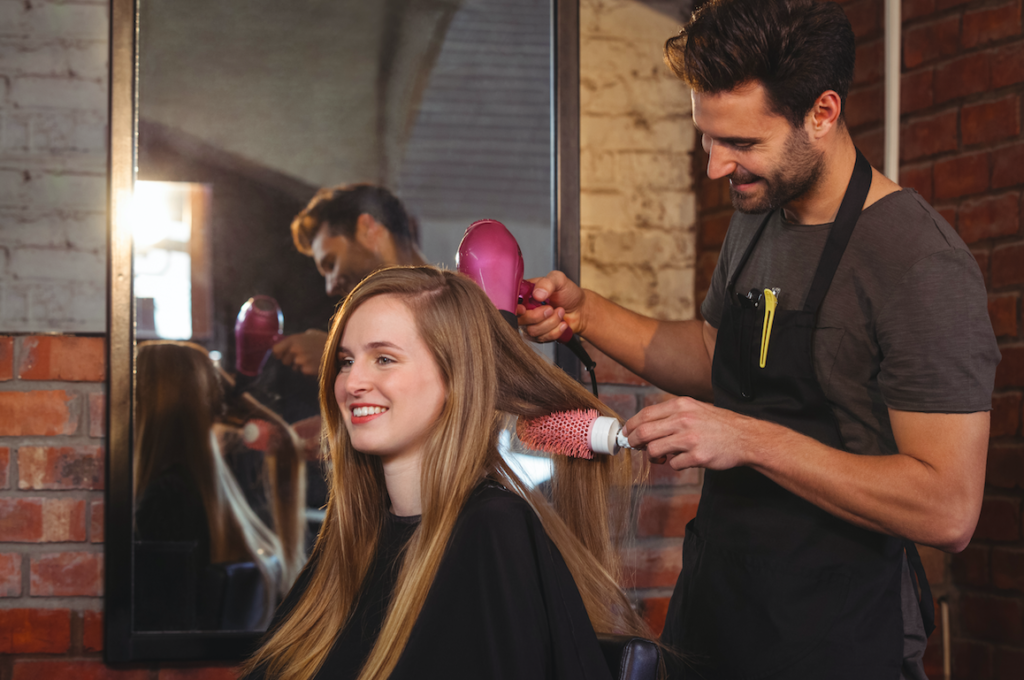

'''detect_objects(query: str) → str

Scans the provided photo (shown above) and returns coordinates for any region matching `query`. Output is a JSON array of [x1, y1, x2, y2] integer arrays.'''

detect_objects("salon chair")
[[133, 541, 198, 630], [597, 634, 661, 680], [199, 560, 269, 630]]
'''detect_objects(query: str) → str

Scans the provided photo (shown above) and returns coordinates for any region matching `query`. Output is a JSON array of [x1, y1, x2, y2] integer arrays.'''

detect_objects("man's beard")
[[729, 130, 824, 215]]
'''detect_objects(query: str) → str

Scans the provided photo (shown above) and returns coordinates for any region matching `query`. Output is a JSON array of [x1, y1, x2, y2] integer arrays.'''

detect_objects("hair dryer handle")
[[519, 280, 573, 344]]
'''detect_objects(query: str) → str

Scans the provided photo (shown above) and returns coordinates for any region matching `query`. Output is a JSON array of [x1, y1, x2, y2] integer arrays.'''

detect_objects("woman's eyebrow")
[[339, 341, 404, 354]]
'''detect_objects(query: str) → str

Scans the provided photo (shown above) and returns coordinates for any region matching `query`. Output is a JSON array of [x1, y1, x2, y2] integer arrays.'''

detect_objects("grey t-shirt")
[[701, 188, 1000, 678]]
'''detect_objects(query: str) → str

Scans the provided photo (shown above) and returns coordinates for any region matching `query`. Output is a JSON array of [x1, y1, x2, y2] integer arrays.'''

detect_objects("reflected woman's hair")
[[245, 267, 652, 679], [134, 341, 306, 628]]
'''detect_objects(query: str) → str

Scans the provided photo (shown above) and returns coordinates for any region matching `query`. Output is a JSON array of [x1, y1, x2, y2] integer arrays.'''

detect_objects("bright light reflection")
[[499, 428, 553, 488]]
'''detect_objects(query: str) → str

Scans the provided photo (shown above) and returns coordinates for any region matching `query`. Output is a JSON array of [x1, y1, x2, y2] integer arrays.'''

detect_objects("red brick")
[[82, 610, 102, 652], [960, 593, 1024, 644], [701, 210, 732, 248], [0, 498, 86, 542], [0, 609, 71, 654], [853, 127, 885, 167], [696, 251, 720, 292], [996, 345, 1024, 389], [935, 51, 992, 104], [158, 668, 239, 680], [953, 639, 993, 680], [0, 447, 8, 489], [901, 110, 958, 161], [637, 493, 700, 537], [934, 152, 989, 200], [904, 15, 961, 69], [901, 68, 934, 115], [993, 141, 1024, 189], [12, 661, 149, 680], [916, 544, 946, 586], [992, 243, 1024, 287], [902, 0, 935, 21], [855, 39, 884, 85], [17, 445, 103, 490], [18, 336, 105, 382], [988, 443, 1024, 488], [994, 647, 1024, 680], [935, 0, 972, 9], [963, 96, 1021, 147], [963, 2, 1022, 49], [699, 175, 729, 211], [88, 392, 105, 437], [843, 0, 882, 40], [90, 500, 104, 543], [30, 552, 103, 596], [951, 544, 990, 587], [845, 83, 883, 129], [641, 597, 670, 637], [599, 392, 638, 420], [622, 544, 683, 589], [974, 248, 991, 285], [582, 342, 649, 386], [989, 293, 1020, 338], [0, 390, 78, 436], [992, 392, 1023, 437], [0, 553, 21, 596], [991, 547, 1024, 592], [0, 337, 12, 381], [993, 42, 1024, 88], [974, 496, 1021, 540], [937, 205, 957, 228], [958, 192, 1019, 244]]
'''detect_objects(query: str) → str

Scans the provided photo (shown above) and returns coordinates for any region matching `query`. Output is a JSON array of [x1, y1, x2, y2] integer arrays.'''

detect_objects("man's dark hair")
[[290, 183, 413, 255], [665, 0, 855, 128]]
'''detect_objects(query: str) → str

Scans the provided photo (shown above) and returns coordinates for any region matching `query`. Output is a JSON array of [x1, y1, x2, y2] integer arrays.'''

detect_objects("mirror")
[[106, 0, 579, 662]]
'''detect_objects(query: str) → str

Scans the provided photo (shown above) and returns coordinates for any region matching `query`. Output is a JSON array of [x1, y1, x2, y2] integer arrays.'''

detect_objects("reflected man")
[[272, 184, 427, 375]]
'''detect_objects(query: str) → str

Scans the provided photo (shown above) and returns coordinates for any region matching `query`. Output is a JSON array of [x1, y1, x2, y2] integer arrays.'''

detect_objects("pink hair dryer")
[[456, 219, 598, 395], [235, 295, 284, 376]]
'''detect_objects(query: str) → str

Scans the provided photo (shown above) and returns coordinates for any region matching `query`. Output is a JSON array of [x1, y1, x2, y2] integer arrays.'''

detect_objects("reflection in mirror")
[[129, 0, 557, 636]]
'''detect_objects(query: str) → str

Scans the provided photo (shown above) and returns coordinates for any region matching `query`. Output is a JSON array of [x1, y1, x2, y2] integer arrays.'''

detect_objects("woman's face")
[[334, 294, 447, 466]]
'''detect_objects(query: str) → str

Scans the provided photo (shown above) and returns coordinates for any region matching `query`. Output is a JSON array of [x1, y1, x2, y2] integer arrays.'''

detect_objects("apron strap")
[[905, 541, 937, 637], [802, 149, 872, 314]]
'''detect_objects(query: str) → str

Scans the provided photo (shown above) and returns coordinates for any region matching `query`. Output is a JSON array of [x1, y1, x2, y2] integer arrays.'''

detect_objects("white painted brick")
[[0, 278, 103, 331], [0, 38, 107, 80], [10, 75, 106, 111], [0, 168, 106, 212], [0, 279, 30, 323], [0, 209, 105, 249], [613, 150, 690, 191], [0, 108, 107, 154], [9, 244, 104, 281], [581, 113, 693, 154], [0, 1, 108, 41]]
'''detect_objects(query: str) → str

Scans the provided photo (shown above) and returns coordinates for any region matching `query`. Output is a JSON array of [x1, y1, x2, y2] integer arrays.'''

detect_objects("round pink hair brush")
[[516, 409, 630, 459]]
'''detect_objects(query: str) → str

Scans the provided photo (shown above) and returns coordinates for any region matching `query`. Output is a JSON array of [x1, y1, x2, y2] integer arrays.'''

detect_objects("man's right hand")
[[272, 329, 329, 376], [516, 270, 588, 343]]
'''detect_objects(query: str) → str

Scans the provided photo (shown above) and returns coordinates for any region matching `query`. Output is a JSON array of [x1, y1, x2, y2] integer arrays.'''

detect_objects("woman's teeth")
[[353, 406, 388, 417]]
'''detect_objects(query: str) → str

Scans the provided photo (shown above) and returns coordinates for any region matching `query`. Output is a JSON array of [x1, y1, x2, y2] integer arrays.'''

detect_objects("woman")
[[134, 341, 306, 629], [243, 267, 652, 679]]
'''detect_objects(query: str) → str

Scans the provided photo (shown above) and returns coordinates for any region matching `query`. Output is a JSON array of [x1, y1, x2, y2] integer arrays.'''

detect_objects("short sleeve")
[[702, 222, 736, 329], [876, 248, 1000, 412]]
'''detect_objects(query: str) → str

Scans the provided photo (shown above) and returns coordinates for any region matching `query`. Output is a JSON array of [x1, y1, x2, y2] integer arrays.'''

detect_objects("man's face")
[[310, 226, 384, 298], [692, 82, 824, 215]]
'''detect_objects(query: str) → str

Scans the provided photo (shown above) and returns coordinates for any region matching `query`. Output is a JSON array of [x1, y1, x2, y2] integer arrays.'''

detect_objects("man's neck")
[[781, 136, 857, 226]]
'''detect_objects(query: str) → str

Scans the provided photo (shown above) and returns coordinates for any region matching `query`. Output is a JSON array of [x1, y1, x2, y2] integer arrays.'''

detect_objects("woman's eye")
[[376, 355, 394, 365], [338, 356, 353, 370]]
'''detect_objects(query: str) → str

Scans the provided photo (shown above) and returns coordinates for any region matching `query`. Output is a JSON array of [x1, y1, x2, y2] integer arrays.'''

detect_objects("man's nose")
[[705, 141, 736, 181], [325, 274, 339, 296]]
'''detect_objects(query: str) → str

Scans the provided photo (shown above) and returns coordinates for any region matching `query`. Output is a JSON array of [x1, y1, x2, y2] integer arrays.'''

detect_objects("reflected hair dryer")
[[456, 219, 598, 396], [235, 295, 284, 376]]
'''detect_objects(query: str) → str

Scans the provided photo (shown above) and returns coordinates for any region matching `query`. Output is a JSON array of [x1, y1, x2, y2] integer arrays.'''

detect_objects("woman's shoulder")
[[455, 483, 543, 541]]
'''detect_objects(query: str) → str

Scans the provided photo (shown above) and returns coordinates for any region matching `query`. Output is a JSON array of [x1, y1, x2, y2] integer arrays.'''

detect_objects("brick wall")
[[578, 0, 699, 634], [0, 0, 108, 333]]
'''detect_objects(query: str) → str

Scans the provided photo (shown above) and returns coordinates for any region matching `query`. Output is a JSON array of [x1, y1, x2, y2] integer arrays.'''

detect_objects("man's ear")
[[354, 213, 387, 252], [806, 90, 842, 140]]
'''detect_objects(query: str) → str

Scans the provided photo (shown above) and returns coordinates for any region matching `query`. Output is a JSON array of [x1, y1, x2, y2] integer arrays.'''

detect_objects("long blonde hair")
[[245, 267, 650, 678], [134, 341, 307, 622]]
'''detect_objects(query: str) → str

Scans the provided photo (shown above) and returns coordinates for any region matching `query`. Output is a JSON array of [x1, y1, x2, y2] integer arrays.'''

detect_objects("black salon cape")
[[246, 484, 613, 680]]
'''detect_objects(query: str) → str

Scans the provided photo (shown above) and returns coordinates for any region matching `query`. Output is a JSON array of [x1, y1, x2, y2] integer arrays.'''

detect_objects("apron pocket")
[[679, 528, 851, 680]]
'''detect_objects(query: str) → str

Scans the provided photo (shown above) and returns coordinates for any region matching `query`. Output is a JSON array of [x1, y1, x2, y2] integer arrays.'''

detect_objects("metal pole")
[[884, 0, 901, 181]]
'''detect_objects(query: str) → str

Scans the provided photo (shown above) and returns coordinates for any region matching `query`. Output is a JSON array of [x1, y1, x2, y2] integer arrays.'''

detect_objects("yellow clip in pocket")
[[759, 288, 777, 368]]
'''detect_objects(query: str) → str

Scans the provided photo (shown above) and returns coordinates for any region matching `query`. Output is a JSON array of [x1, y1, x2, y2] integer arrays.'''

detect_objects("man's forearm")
[[578, 290, 714, 399]]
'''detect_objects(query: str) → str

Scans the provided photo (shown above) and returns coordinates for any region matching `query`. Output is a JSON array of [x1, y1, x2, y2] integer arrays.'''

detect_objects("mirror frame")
[[104, 0, 580, 663]]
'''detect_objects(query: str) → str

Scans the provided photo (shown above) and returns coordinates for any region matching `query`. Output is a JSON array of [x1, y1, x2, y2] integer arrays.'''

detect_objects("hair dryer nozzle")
[[456, 219, 524, 321], [235, 295, 284, 377]]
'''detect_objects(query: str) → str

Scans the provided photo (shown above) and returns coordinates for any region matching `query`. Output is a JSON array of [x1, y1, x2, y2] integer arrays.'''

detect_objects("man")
[[272, 183, 427, 375], [519, 1, 999, 678]]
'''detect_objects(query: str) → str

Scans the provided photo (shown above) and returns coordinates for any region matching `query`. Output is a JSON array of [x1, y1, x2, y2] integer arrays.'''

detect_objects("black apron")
[[661, 151, 933, 679]]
